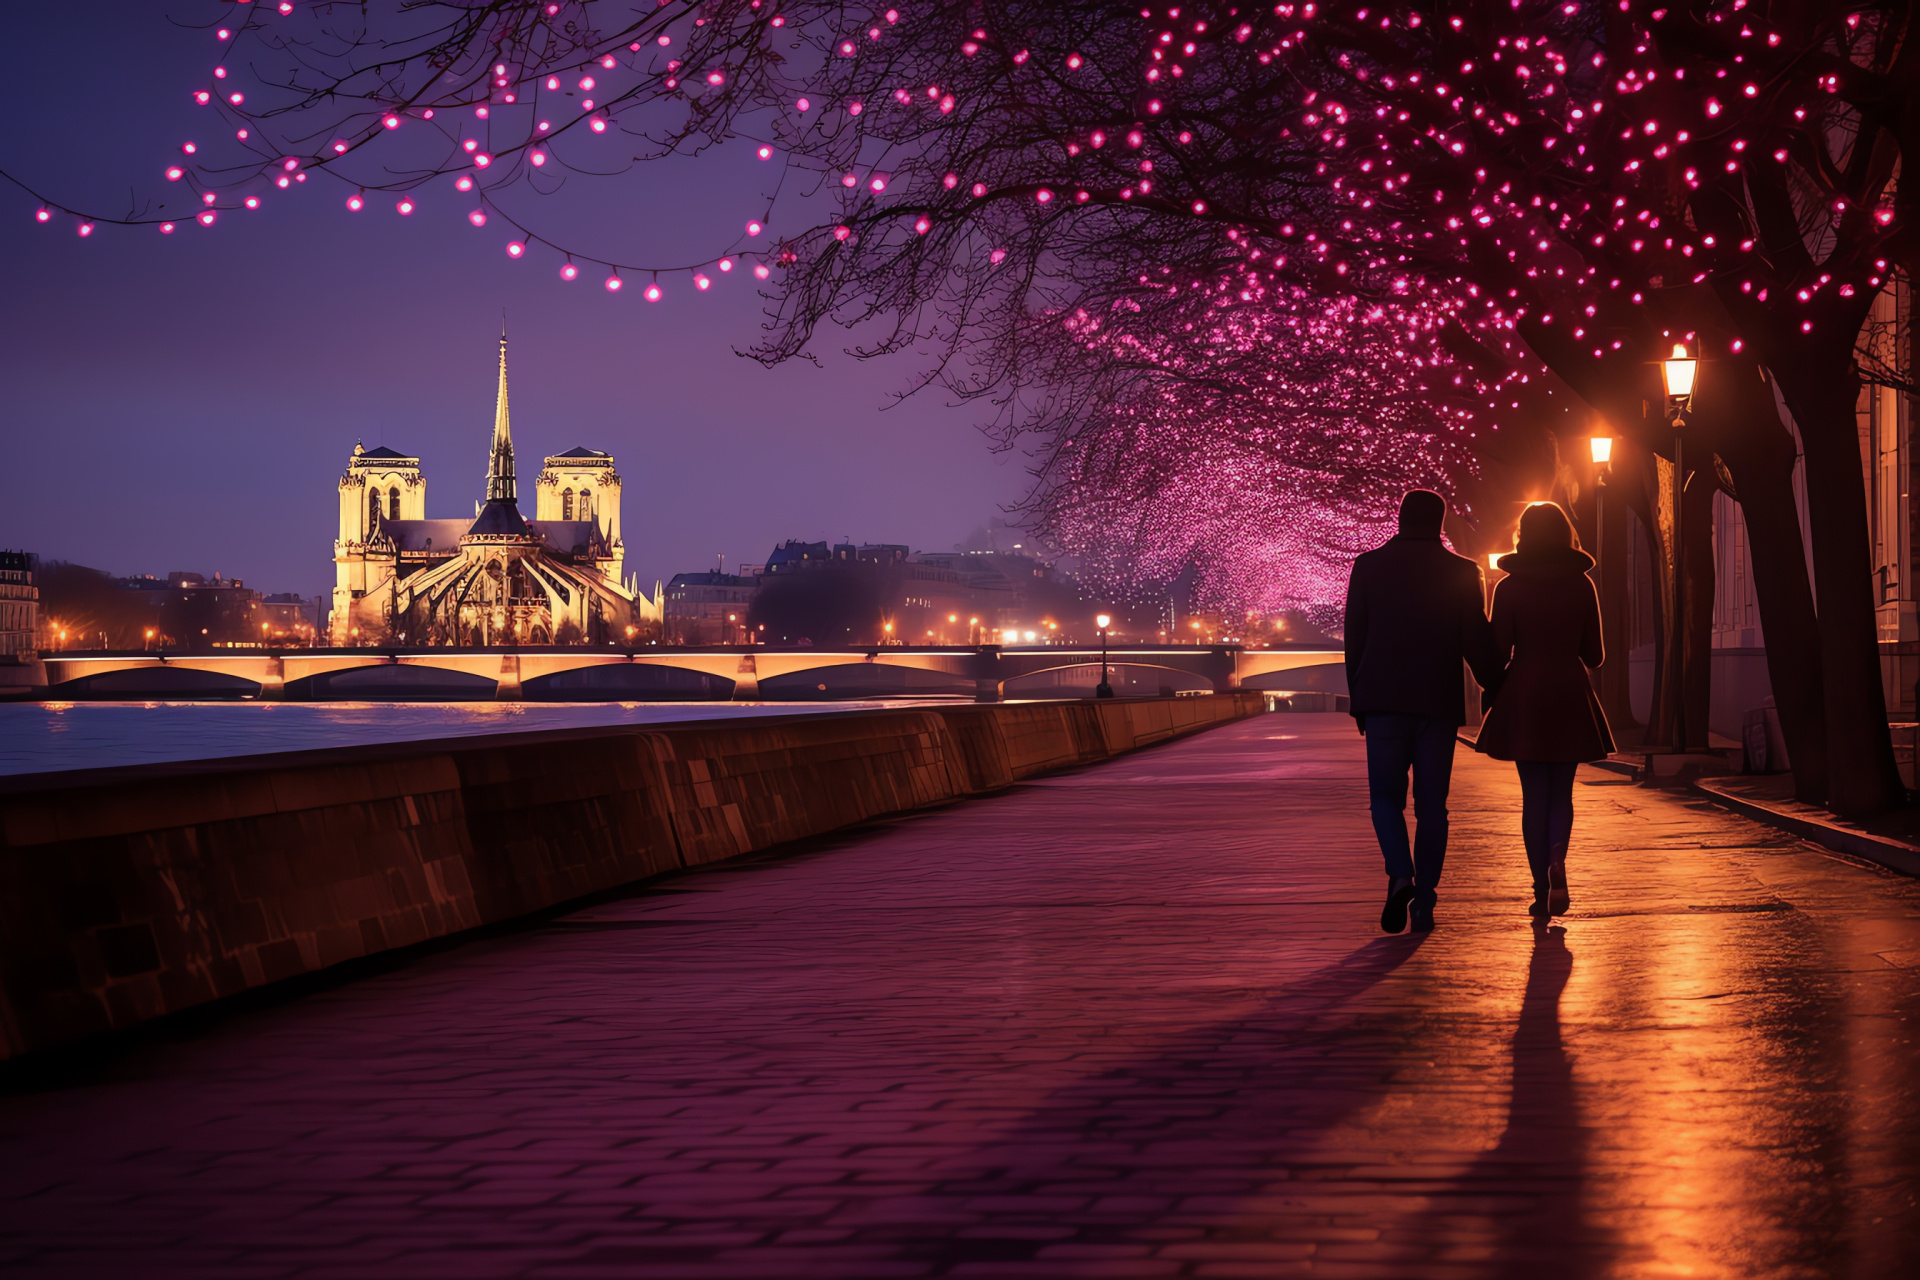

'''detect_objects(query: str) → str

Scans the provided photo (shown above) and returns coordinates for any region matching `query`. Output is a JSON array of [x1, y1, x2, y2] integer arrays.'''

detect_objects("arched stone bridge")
[[33, 644, 1347, 702]]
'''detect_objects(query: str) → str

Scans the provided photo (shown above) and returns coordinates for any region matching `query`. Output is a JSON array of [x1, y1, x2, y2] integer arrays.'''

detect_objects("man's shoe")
[[1380, 877, 1415, 933], [1409, 896, 1436, 933]]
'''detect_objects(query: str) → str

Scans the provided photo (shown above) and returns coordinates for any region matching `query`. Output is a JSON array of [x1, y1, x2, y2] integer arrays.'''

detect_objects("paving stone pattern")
[[2, 713, 1917, 1278]]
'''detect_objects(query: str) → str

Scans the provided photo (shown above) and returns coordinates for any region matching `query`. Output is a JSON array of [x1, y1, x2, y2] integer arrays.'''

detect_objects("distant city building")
[[664, 572, 757, 645], [745, 540, 1090, 646], [257, 593, 321, 645], [328, 334, 663, 646], [0, 551, 39, 656]]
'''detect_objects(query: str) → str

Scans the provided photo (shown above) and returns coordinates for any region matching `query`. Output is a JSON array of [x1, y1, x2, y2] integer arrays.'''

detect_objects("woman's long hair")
[[1515, 501, 1581, 555]]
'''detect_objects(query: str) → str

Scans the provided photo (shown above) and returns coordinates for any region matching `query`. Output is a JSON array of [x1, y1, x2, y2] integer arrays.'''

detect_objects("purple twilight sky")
[[0, 1, 1031, 600]]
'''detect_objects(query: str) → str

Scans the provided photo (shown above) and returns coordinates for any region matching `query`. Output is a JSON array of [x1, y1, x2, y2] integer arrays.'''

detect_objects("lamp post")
[[1095, 613, 1114, 698], [1660, 344, 1698, 749], [1589, 433, 1614, 587]]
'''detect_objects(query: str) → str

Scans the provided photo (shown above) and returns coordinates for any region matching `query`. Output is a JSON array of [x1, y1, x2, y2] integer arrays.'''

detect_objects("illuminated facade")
[[329, 335, 661, 646]]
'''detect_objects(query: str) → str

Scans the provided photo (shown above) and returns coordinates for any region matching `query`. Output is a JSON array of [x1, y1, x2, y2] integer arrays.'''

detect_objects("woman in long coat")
[[1477, 502, 1615, 916]]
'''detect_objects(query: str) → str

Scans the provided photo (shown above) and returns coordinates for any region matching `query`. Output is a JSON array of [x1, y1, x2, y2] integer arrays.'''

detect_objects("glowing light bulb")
[[943, 173, 958, 188], [396, 198, 415, 215], [600, 55, 616, 69], [757, 146, 773, 160], [198, 210, 217, 226], [455, 175, 474, 191], [753, 264, 770, 279], [695, 274, 711, 290], [382, 114, 400, 129], [971, 183, 987, 197], [159, 221, 175, 233], [194, 90, 211, 104], [244, 196, 260, 209], [796, 97, 810, 111], [644, 282, 662, 301], [914, 216, 930, 234], [578, 76, 595, 91], [842, 174, 858, 187], [560, 262, 578, 281], [506, 241, 525, 258], [869, 175, 887, 192], [473, 153, 491, 167], [76, 222, 93, 237], [589, 117, 607, 133], [228, 92, 244, 104], [530, 149, 547, 167], [346, 192, 364, 211], [546, 77, 560, 90], [718, 257, 734, 272], [604, 273, 622, 292], [833, 225, 851, 240], [468, 209, 487, 226], [165, 167, 184, 181], [34, 207, 51, 222]]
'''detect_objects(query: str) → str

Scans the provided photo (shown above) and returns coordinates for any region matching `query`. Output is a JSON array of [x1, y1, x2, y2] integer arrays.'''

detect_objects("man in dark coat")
[[1344, 490, 1502, 933]]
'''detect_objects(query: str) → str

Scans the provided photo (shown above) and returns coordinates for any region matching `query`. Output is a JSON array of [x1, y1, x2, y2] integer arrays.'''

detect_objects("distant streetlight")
[[1661, 342, 1698, 749], [1589, 436, 1613, 464], [1095, 613, 1114, 699]]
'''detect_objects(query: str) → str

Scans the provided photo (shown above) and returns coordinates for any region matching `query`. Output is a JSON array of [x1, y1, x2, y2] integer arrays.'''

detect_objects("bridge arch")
[[756, 661, 975, 700], [521, 664, 734, 701]]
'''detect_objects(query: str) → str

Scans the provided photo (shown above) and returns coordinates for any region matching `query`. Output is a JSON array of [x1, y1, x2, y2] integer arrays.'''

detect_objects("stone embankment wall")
[[0, 695, 1264, 1060]]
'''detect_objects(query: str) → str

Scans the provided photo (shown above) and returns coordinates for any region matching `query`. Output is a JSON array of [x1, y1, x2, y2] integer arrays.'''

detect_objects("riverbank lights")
[[1589, 436, 1613, 464], [1661, 343, 1697, 403]]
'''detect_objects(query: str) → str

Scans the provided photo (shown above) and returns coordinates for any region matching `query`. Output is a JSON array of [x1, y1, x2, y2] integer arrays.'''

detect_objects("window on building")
[[562, 488, 574, 520], [368, 489, 380, 528], [579, 488, 593, 522], [388, 487, 401, 521]]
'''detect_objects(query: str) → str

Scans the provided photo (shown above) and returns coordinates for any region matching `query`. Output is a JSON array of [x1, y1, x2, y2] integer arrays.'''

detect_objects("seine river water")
[[0, 701, 940, 779]]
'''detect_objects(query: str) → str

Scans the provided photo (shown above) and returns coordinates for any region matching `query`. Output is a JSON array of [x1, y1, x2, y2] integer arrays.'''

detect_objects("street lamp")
[[1095, 613, 1114, 699], [1661, 343, 1697, 749], [1590, 434, 1614, 624]]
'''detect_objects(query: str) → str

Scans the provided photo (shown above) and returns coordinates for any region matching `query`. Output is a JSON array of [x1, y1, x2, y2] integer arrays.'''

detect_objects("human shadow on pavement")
[[862, 932, 1437, 1276], [1400, 922, 1609, 1278]]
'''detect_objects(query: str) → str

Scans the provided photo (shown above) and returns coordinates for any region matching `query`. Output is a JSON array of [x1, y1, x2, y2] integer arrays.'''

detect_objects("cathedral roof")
[[551, 446, 611, 459], [465, 498, 532, 540], [379, 519, 471, 552], [357, 446, 414, 460]]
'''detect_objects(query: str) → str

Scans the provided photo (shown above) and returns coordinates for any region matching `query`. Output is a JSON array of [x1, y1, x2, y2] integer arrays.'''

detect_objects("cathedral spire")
[[487, 326, 516, 503]]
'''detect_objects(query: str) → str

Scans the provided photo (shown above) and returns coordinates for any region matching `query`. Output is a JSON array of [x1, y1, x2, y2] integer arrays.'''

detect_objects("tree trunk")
[[1785, 379, 1905, 815], [1716, 423, 1830, 806], [1683, 464, 1718, 750]]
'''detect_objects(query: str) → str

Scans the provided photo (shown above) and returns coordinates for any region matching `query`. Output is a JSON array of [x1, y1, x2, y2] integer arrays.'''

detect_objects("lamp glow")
[[1096, 613, 1112, 629], [1661, 344, 1697, 400], [1589, 436, 1613, 464]]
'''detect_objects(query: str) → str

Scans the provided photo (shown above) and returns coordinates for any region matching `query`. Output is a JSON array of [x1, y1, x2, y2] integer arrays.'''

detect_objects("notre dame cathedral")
[[328, 334, 662, 646]]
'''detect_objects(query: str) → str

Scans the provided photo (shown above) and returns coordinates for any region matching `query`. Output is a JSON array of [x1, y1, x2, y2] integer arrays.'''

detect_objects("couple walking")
[[1343, 490, 1614, 932]]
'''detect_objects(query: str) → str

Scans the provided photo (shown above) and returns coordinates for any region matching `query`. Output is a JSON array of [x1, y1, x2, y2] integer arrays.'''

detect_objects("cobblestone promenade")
[[3, 714, 1918, 1278]]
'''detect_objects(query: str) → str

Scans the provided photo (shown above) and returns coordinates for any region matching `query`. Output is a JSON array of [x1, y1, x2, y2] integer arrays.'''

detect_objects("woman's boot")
[[1547, 857, 1571, 916]]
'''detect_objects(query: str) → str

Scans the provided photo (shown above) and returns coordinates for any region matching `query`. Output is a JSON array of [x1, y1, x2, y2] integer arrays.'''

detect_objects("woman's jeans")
[[1516, 760, 1578, 888]]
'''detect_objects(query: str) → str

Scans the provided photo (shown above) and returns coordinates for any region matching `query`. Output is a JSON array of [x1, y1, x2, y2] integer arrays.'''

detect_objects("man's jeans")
[[1363, 714, 1457, 892]]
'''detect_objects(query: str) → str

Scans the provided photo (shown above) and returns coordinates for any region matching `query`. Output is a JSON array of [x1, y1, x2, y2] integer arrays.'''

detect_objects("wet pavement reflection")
[[1, 714, 1915, 1277]]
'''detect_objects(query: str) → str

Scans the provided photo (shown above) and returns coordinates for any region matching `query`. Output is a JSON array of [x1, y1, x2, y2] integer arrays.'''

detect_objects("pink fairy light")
[[160, 222, 176, 233], [456, 175, 474, 191], [589, 117, 608, 133], [718, 257, 734, 272], [915, 216, 931, 234], [605, 273, 622, 292], [754, 264, 771, 279], [560, 262, 579, 280], [796, 98, 810, 111], [77, 222, 93, 237], [198, 211, 216, 226], [383, 115, 400, 129], [469, 209, 487, 226], [194, 91, 211, 104], [397, 198, 415, 215], [758, 146, 774, 159], [244, 196, 261, 209], [746, 220, 763, 235], [346, 192, 364, 210], [34, 208, 50, 222], [834, 225, 852, 240], [645, 282, 662, 301], [507, 241, 525, 257], [695, 274, 711, 290], [166, 167, 184, 181], [531, 150, 547, 167], [473, 153, 492, 167]]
